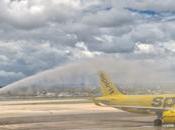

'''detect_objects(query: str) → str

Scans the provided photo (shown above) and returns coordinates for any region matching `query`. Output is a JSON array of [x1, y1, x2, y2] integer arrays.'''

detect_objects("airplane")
[[93, 71, 175, 126]]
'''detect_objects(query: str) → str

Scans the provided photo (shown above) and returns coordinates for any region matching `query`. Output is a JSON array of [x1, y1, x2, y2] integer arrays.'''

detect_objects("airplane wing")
[[103, 104, 173, 114], [111, 105, 172, 112]]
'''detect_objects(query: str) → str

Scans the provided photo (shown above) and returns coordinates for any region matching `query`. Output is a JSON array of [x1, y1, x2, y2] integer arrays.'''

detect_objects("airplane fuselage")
[[97, 94, 175, 114]]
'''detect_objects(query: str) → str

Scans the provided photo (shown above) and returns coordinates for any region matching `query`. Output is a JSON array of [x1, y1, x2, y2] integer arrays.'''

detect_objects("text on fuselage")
[[152, 97, 175, 107]]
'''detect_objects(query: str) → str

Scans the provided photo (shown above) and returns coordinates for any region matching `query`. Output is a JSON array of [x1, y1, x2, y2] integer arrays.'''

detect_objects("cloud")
[[128, 0, 175, 12], [1, 0, 175, 86], [82, 8, 135, 27], [0, 0, 81, 29], [0, 40, 70, 77], [0, 70, 25, 86], [71, 41, 103, 58]]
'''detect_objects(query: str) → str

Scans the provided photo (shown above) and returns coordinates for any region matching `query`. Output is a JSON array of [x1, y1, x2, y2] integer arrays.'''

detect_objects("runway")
[[0, 99, 172, 130]]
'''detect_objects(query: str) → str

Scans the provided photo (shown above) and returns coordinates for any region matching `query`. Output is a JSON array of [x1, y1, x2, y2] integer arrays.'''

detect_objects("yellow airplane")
[[93, 71, 175, 126]]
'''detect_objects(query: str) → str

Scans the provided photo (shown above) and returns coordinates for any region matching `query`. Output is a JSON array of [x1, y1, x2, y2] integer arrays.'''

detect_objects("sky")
[[1, 0, 175, 86]]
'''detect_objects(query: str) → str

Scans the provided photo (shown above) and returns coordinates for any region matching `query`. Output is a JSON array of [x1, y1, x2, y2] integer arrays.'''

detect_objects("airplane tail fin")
[[99, 71, 123, 96]]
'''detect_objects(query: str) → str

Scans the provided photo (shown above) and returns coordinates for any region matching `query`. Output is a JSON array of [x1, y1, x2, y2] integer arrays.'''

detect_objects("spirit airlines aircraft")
[[93, 72, 175, 126]]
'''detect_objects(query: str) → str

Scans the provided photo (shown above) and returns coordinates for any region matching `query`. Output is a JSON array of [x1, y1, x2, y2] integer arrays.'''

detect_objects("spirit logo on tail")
[[100, 73, 115, 95]]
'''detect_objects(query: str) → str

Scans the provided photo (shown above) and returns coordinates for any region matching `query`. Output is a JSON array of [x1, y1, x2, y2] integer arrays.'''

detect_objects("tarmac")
[[0, 98, 173, 130]]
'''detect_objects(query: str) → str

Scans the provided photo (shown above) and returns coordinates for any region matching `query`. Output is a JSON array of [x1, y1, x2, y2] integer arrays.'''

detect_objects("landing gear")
[[154, 112, 163, 126], [154, 119, 162, 126]]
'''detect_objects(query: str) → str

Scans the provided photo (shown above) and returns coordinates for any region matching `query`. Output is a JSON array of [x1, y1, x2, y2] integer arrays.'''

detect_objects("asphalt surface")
[[0, 99, 173, 130]]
